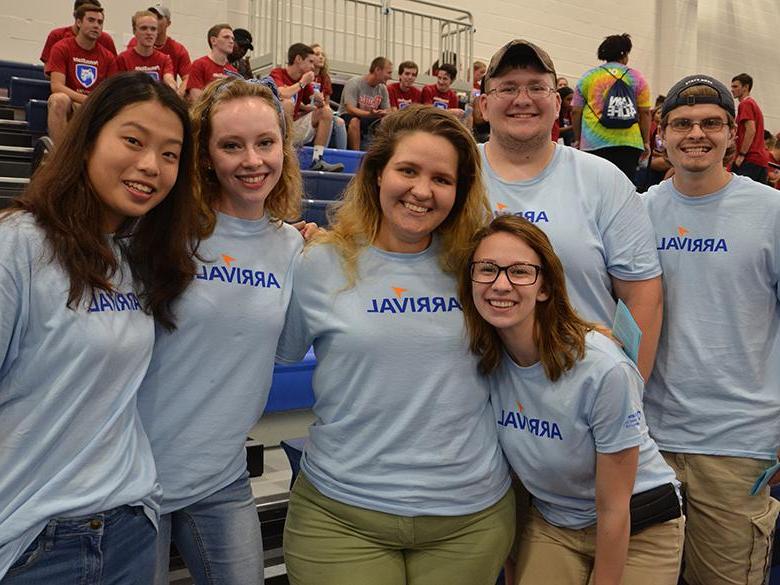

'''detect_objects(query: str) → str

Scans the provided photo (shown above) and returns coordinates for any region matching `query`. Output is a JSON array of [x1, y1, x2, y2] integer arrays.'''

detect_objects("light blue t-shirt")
[[137, 213, 302, 514], [480, 143, 661, 325], [0, 213, 160, 579], [276, 241, 511, 516], [491, 331, 677, 529], [643, 176, 780, 459]]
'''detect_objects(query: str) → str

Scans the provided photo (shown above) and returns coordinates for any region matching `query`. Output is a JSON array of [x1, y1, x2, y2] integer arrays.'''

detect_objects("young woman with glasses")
[[277, 105, 514, 585], [458, 214, 684, 585]]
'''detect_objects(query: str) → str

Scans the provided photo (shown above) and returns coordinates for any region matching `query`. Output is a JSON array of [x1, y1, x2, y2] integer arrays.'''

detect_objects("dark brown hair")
[[9, 72, 198, 330], [458, 215, 598, 380]]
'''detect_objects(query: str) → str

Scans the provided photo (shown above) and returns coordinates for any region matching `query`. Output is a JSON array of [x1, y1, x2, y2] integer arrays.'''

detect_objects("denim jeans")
[[3, 506, 156, 585], [154, 471, 263, 585], [328, 115, 348, 150]]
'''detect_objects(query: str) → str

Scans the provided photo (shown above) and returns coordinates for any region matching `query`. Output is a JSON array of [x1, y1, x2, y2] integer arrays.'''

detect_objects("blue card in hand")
[[612, 299, 642, 366]]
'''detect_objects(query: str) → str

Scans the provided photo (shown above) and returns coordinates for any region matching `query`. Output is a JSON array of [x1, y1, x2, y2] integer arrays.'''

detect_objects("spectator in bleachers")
[[421, 63, 464, 116], [128, 5, 191, 97], [478, 39, 662, 381], [278, 105, 513, 585], [229, 28, 254, 79], [114, 11, 175, 90], [185, 24, 237, 104], [556, 85, 574, 145], [0, 71, 197, 584], [769, 138, 780, 189], [45, 3, 116, 144], [40, 0, 116, 65], [556, 76, 569, 88], [473, 60, 487, 92], [571, 33, 652, 181], [731, 73, 770, 183], [387, 60, 422, 110], [138, 76, 305, 585], [310, 43, 348, 150], [644, 74, 780, 585], [270, 43, 343, 171], [338, 56, 392, 150]]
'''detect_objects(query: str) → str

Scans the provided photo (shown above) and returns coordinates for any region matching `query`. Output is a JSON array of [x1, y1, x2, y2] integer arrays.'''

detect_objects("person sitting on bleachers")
[[338, 56, 393, 150], [271, 43, 343, 171], [40, 0, 116, 66], [127, 5, 191, 97], [311, 43, 348, 149], [185, 24, 237, 104], [229, 28, 254, 79], [421, 63, 464, 116], [114, 11, 175, 90], [387, 60, 422, 111], [45, 3, 115, 144]]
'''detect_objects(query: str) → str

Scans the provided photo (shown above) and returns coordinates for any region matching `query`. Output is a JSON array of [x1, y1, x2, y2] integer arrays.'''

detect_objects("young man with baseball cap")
[[478, 39, 662, 381], [229, 28, 254, 79], [128, 4, 191, 96], [643, 74, 780, 585]]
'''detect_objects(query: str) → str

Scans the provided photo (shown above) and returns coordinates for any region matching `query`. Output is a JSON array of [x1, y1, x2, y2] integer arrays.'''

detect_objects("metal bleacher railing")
[[246, 0, 475, 91]]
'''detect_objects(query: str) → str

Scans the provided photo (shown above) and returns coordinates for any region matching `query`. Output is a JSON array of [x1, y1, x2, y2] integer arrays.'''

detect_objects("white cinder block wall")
[[1, 0, 778, 129]]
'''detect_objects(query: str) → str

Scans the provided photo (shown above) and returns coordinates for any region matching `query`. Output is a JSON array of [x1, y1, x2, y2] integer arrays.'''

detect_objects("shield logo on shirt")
[[76, 64, 98, 88], [146, 71, 160, 82]]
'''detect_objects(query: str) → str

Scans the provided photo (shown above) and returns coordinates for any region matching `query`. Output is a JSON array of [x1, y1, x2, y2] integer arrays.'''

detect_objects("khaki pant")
[[514, 506, 684, 585], [662, 451, 780, 585], [283, 473, 515, 585]]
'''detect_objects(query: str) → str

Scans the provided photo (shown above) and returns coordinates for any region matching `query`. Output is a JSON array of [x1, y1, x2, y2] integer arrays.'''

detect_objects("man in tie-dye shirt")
[[571, 33, 651, 181]]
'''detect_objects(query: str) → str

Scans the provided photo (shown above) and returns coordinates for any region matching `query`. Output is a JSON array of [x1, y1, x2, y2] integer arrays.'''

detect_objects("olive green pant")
[[283, 473, 515, 585]]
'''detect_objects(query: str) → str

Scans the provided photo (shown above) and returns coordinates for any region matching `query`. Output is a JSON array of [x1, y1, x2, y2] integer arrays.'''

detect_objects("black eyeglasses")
[[470, 261, 541, 286], [666, 117, 728, 133]]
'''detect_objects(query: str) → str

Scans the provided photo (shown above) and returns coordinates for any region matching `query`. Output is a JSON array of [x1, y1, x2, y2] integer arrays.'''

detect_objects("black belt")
[[630, 482, 682, 535]]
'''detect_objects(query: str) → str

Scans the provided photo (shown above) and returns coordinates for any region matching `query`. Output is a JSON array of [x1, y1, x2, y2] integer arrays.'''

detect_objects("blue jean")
[[154, 471, 263, 585], [2, 505, 156, 585], [328, 115, 348, 150]]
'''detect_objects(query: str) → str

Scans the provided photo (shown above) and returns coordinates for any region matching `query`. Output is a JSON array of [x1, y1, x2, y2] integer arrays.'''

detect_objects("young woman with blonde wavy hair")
[[458, 215, 684, 585], [277, 105, 515, 585], [136, 76, 305, 585]]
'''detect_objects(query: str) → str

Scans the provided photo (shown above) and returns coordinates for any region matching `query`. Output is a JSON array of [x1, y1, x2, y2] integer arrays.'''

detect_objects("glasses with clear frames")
[[667, 118, 728, 133], [470, 261, 541, 286], [486, 84, 556, 100]]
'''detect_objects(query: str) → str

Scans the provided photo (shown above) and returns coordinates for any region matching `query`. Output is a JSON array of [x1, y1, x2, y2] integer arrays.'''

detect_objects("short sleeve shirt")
[[114, 49, 173, 82], [572, 63, 650, 151], [45, 37, 116, 94], [387, 82, 422, 109], [186, 56, 238, 92], [270, 67, 312, 119], [421, 84, 458, 109], [130, 36, 191, 79], [736, 97, 770, 167], [337, 76, 390, 115]]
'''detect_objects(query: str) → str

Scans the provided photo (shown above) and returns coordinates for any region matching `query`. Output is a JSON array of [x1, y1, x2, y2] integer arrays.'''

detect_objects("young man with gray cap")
[[128, 4, 191, 96], [643, 74, 780, 585], [478, 39, 662, 382]]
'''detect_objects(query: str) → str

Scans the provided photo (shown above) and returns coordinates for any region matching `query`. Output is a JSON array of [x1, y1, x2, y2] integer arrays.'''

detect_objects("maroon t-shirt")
[[45, 37, 116, 94], [186, 56, 237, 92], [421, 84, 458, 110], [387, 82, 422, 109], [129, 36, 191, 79], [270, 67, 313, 119], [40, 26, 116, 63], [736, 96, 770, 168], [114, 49, 173, 82]]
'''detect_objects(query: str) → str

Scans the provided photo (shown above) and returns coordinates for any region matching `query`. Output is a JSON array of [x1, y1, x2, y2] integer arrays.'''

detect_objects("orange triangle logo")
[[677, 226, 688, 237], [516, 401, 524, 412], [392, 287, 408, 298], [497, 203, 507, 211], [222, 254, 236, 267]]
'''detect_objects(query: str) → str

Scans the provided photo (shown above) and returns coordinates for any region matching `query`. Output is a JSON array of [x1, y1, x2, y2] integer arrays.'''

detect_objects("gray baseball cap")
[[149, 4, 171, 20]]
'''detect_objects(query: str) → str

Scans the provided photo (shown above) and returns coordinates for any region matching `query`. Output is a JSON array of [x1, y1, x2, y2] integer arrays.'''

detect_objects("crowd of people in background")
[[0, 3, 779, 585]]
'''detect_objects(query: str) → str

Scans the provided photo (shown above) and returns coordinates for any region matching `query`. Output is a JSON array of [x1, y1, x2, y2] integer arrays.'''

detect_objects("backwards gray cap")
[[661, 74, 735, 118]]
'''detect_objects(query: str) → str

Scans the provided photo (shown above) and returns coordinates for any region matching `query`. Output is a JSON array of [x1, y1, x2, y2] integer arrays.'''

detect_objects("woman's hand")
[[290, 220, 322, 242]]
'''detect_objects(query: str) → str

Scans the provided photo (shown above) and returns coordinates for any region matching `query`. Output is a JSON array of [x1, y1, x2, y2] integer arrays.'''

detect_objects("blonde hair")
[[313, 105, 491, 287], [458, 215, 600, 380], [190, 77, 302, 236]]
